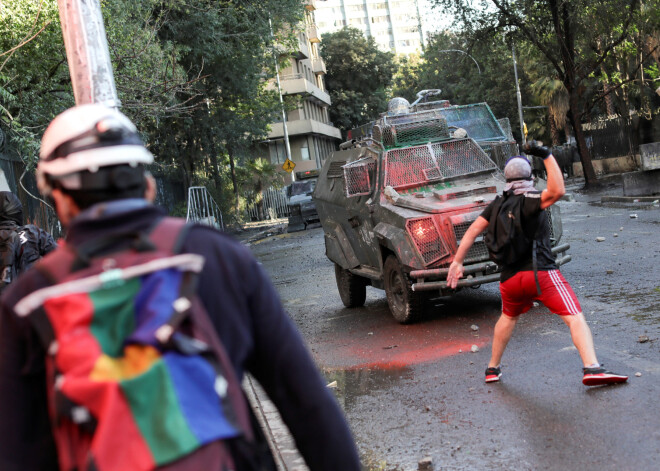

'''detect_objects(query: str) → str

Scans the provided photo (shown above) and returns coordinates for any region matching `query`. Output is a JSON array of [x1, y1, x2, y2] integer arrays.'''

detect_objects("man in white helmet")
[[0, 104, 361, 471], [446, 142, 628, 387]]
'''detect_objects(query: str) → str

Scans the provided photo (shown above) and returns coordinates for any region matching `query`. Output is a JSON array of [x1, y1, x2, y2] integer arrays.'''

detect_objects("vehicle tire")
[[383, 255, 425, 324], [335, 263, 367, 308]]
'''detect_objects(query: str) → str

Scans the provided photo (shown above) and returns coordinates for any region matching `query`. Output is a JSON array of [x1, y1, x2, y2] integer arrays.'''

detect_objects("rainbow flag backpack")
[[15, 218, 275, 471]]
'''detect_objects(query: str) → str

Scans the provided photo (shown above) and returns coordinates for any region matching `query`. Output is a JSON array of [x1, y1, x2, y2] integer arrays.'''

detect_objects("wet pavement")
[[241, 175, 660, 470]]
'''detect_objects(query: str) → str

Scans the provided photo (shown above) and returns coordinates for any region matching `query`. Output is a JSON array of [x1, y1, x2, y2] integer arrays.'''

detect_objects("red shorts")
[[500, 270, 582, 317]]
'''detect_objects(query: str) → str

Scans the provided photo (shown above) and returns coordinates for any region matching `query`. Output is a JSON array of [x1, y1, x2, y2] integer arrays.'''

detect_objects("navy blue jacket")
[[0, 203, 360, 470]]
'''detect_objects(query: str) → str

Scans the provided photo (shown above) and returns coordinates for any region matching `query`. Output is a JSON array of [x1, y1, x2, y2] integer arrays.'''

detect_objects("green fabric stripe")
[[121, 359, 199, 464], [89, 279, 141, 356]]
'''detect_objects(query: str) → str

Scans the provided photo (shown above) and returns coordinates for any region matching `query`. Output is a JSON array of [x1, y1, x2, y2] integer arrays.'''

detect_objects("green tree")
[[320, 27, 396, 136], [150, 0, 303, 212], [432, 0, 659, 187]]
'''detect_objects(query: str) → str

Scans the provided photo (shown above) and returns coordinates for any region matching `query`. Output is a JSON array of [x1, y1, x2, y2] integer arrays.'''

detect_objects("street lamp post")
[[512, 45, 526, 145], [269, 18, 295, 182], [436, 49, 481, 75]]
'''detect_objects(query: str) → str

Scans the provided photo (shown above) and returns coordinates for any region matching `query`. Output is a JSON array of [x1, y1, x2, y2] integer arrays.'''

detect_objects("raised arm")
[[525, 141, 566, 209]]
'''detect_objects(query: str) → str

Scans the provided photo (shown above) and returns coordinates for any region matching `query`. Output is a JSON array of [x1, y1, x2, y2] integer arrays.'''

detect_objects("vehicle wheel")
[[334, 263, 367, 307], [383, 255, 425, 324]]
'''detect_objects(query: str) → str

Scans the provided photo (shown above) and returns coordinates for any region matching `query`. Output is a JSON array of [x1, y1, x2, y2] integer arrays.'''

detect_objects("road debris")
[[638, 335, 650, 343], [326, 381, 338, 388], [635, 372, 642, 377], [471, 345, 479, 353], [471, 324, 479, 331], [630, 214, 638, 218], [596, 237, 606, 242], [418, 456, 434, 471]]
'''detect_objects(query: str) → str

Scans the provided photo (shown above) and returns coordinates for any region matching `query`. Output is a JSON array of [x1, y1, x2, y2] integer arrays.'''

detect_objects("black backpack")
[[0, 228, 21, 292], [484, 192, 542, 293]]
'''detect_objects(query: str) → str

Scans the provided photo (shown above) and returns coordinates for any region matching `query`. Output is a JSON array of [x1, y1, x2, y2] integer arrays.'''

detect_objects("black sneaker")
[[582, 366, 628, 386], [485, 366, 502, 383]]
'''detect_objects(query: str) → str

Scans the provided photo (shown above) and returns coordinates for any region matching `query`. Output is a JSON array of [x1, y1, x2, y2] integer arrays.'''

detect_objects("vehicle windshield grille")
[[384, 139, 497, 189], [453, 221, 489, 264]]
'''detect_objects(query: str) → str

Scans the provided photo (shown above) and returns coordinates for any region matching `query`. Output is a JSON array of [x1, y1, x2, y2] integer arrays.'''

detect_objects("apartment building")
[[314, 0, 425, 55], [260, 0, 341, 182]]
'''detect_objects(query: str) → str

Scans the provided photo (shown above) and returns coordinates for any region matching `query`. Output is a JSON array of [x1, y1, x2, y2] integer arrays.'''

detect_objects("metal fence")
[[246, 187, 289, 221], [582, 115, 637, 160], [186, 186, 224, 230]]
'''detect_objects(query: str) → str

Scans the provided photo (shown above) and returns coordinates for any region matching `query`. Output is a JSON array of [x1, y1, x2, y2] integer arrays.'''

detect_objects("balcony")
[[277, 73, 331, 104], [307, 24, 321, 43], [268, 119, 341, 140], [311, 57, 326, 75], [293, 32, 310, 59], [303, 0, 316, 11]]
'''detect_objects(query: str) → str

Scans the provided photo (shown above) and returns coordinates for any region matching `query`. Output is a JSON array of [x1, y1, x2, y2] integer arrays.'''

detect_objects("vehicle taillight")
[[406, 217, 449, 265]]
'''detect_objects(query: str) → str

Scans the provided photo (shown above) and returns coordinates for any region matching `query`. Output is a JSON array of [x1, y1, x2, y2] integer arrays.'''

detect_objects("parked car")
[[313, 92, 571, 323], [287, 169, 320, 232]]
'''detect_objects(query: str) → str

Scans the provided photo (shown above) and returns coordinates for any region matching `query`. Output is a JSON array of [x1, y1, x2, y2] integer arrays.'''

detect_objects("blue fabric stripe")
[[163, 352, 240, 443], [130, 269, 182, 346]]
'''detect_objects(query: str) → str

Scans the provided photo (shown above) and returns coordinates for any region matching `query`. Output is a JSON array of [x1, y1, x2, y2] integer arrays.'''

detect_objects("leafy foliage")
[[1, 0, 306, 224], [320, 27, 396, 135], [430, 0, 660, 186]]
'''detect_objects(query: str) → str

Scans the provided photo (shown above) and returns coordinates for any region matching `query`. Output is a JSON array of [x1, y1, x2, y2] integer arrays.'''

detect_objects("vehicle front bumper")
[[410, 243, 571, 291]]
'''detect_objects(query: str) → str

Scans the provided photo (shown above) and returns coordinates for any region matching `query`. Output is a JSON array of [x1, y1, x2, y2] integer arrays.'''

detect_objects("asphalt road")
[[246, 181, 660, 471]]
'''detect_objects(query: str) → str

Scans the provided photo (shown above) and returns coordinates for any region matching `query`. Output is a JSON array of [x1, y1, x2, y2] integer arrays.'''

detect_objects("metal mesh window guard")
[[373, 116, 450, 149], [406, 217, 450, 265], [498, 118, 514, 140], [481, 141, 519, 169], [384, 139, 498, 189], [343, 158, 376, 197], [436, 104, 507, 142], [382, 110, 443, 126]]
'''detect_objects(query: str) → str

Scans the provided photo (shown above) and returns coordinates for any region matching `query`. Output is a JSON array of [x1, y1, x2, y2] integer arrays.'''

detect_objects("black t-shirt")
[[480, 191, 558, 282]]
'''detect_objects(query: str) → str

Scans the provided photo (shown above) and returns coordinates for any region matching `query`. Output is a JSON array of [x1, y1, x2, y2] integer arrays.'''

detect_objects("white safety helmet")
[[38, 104, 153, 195], [387, 97, 410, 116]]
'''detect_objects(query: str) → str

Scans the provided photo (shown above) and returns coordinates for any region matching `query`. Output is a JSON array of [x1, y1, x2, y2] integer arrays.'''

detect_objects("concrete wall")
[[622, 169, 660, 196], [572, 154, 641, 177]]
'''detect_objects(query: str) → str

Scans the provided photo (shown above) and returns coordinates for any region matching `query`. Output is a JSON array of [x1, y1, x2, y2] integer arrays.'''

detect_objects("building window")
[[301, 141, 310, 161], [270, 141, 287, 164]]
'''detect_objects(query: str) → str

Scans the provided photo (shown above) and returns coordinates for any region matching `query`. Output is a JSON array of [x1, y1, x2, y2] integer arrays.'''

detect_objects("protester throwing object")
[[446, 140, 628, 387]]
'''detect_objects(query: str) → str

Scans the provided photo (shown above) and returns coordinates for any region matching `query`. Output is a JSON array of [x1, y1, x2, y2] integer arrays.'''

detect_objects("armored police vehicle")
[[313, 91, 571, 323]]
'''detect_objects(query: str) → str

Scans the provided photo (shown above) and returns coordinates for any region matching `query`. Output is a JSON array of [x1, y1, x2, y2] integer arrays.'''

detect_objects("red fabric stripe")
[[44, 294, 101, 374], [61, 381, 155, 471]]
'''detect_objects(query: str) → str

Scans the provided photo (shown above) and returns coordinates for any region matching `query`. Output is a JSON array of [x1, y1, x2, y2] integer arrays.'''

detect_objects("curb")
[[243, 375, 309, 471], [601, 195, 660, 203]]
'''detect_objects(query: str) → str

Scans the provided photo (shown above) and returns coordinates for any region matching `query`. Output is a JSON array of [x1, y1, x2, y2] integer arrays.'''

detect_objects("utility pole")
[[269, 18, 295, 182], [512, 45, 525, 145], [57, 0, 120, 108]]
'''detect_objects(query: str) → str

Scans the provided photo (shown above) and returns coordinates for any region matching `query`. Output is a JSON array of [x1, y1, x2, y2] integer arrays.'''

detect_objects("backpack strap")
[[35, 217, 192, 284]]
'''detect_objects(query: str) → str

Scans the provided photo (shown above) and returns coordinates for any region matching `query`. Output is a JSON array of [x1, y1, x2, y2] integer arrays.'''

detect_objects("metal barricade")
[[186, 186, 224, 230]]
